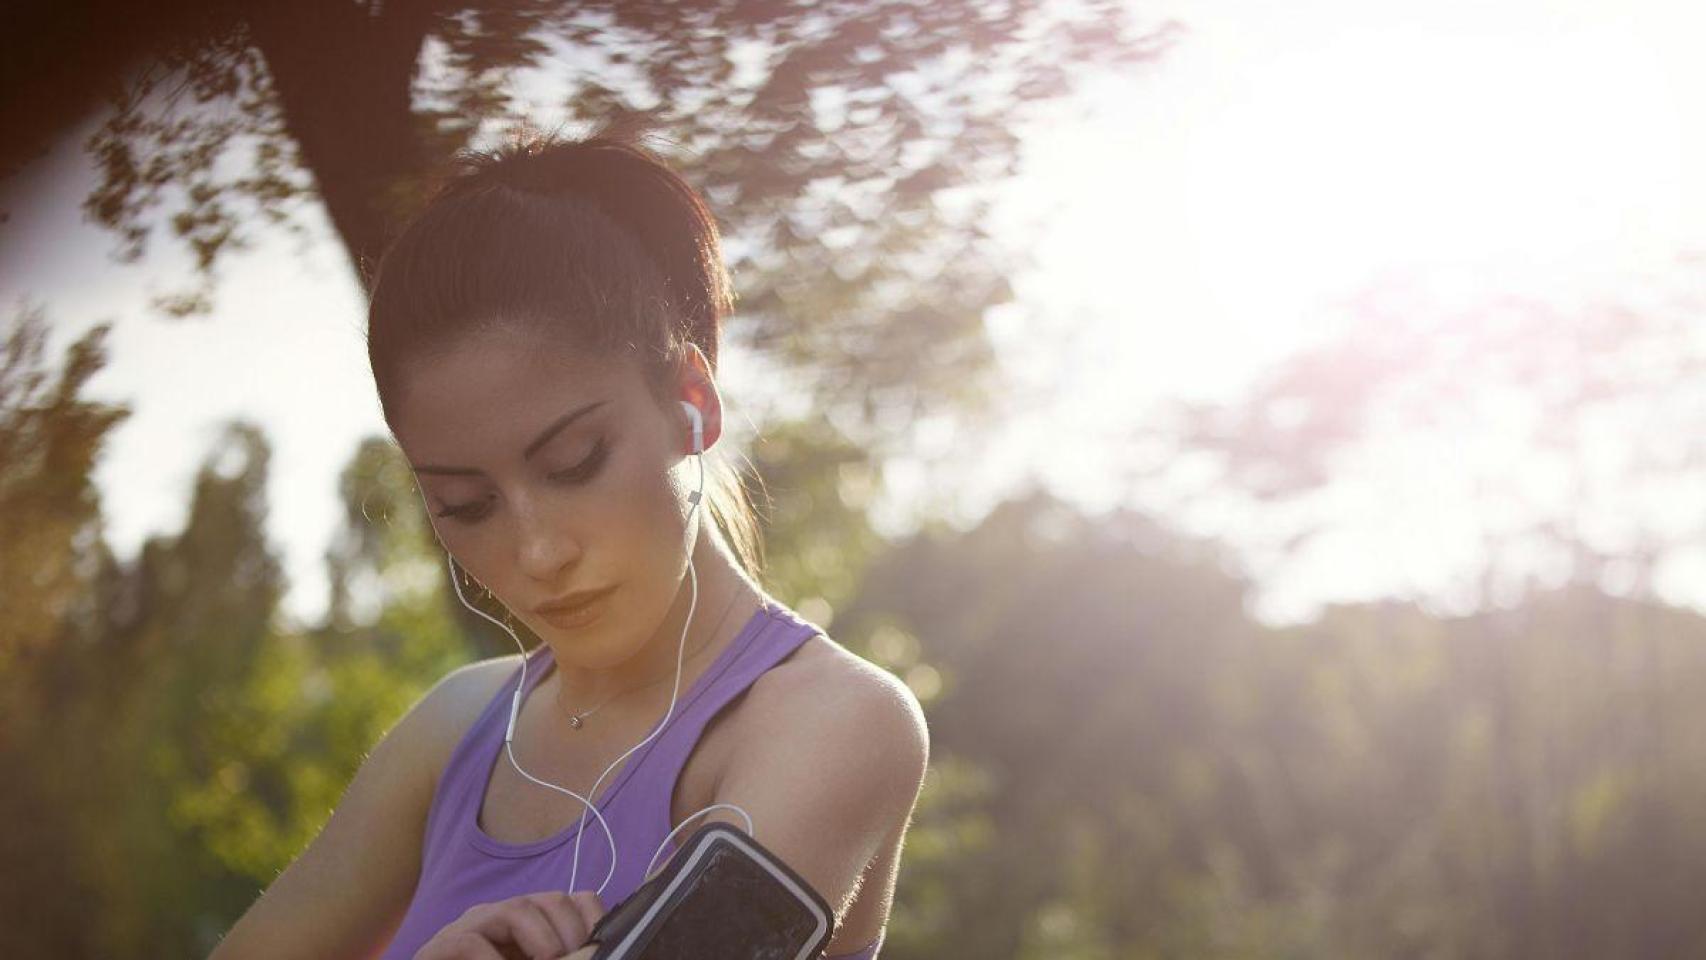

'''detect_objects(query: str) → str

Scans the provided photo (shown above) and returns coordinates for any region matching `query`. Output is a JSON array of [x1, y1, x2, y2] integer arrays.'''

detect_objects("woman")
[[209, 128, 928, 960]]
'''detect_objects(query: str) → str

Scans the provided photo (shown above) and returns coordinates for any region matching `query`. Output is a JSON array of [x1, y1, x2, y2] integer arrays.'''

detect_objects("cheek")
[[607, 439, 692, 541]]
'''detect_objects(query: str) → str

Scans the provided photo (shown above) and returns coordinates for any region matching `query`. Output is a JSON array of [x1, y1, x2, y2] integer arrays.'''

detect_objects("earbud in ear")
[[679, 400, 704, 454]]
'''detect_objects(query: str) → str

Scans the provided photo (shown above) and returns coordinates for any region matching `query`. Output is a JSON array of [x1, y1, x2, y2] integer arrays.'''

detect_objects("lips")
[[535, 586, 616, 617]]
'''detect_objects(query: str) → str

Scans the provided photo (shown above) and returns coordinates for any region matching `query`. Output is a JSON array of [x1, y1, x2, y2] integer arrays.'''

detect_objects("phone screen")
[[628, 842, 820, 960]]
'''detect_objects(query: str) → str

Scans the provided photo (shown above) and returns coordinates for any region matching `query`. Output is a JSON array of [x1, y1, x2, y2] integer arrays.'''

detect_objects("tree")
[[3, 0, 1179, 445], [838, 488, 1706, 958], [840, 489, 1267, 957], [1151, 268, 1706, 613], [0, 304, 130, 959], [0, 304, 128, 673]]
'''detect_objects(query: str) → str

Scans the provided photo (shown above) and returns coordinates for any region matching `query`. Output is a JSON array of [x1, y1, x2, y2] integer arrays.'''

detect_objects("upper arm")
[[712, 663, 930, 925], [208, 657, 516, 960]]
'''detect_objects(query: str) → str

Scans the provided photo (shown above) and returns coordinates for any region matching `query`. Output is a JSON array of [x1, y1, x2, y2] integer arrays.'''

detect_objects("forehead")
[[387, 328, 650, 466]]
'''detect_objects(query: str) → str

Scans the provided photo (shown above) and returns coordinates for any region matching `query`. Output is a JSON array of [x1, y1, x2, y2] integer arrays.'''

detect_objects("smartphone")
[[586, 821, 834, 960]]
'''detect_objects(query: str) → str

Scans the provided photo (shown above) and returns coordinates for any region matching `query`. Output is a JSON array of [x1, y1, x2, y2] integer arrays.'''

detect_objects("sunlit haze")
[[944, 0, 1706, 623], [4, 0, 1702, 628]]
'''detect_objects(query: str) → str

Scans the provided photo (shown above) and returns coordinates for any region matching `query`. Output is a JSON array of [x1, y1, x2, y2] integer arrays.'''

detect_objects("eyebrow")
[[411, 400, 607, 476]]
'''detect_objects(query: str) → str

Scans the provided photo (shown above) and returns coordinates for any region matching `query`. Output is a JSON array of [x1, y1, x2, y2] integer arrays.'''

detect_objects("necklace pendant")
[[568, 715, 584, 730]]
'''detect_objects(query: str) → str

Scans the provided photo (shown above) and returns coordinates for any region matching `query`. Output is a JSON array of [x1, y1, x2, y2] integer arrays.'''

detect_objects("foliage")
[[740, 415, 886, 631], [4, 0, 1179, 445], [5, 309, 1706, 957], [0, 304, 128, 673], [0, 315, 476, 956], [0, 305, 131, 958], [1152, 274, 1706, 611], [847, 490, 1706, 959]]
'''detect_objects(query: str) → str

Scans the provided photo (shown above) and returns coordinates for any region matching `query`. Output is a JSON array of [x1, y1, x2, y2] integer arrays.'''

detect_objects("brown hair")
[[363, 124, 765, 580]]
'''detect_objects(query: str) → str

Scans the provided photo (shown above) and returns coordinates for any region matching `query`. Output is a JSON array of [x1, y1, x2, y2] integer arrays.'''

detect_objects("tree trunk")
[[245, 0, 441, 285]]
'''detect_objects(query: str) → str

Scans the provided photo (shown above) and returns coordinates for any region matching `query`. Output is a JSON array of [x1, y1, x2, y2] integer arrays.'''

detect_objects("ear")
[[674, 343, 724, 453]]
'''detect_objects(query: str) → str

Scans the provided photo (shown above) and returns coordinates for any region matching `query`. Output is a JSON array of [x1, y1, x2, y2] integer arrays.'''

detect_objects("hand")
[[413, 891, 606, 960]]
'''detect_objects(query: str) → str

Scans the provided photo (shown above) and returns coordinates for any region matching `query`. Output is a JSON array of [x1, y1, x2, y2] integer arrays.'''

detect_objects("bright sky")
[[920, 0, 1706, 623], [4, 0, 1702, 628]]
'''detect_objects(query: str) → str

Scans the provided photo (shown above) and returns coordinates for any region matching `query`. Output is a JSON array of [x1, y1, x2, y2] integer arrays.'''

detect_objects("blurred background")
[[3, 0, 1704, 956]]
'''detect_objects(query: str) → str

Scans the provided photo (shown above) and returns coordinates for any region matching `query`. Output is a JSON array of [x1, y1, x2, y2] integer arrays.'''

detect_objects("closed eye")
[[434, 437, 610, 524], [548, 436, 610, 485]]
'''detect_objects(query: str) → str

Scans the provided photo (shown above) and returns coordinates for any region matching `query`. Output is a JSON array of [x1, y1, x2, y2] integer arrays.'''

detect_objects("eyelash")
[[434, 439, 610, 524]]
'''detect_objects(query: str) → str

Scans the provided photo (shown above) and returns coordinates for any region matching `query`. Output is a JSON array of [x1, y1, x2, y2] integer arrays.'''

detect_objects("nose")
[[511, 494, 585, 584]]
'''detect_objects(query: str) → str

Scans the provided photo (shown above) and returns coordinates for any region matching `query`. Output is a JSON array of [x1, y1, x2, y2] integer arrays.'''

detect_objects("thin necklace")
[[556, 584, 747, 730]]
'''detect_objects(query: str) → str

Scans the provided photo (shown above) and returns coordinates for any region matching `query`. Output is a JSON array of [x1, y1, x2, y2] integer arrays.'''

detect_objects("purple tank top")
[[377, 601, 884, 960]]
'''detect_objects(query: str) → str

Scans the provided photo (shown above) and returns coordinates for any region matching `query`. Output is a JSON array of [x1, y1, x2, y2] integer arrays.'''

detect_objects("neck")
[[546, 519, 762, 715]]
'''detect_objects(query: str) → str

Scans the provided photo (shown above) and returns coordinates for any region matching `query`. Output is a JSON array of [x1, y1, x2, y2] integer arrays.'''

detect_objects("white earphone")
[[444, 398, 753, 898], [681, 400, 704, 457]]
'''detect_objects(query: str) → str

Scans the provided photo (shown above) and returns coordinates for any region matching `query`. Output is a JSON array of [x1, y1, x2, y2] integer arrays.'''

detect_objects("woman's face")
[[387, 325, 705, 668]]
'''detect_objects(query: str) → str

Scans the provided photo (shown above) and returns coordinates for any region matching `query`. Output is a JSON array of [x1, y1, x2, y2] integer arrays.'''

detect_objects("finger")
[[527, 892, 593, 954], [472, 901, 566, 960], [567, 890, 606, 932]]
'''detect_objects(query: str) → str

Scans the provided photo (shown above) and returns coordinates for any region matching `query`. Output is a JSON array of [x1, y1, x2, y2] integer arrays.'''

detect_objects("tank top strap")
[[421, 642, 554, 858], [382, 602, 830, 959], [624, 600, 822, 839]]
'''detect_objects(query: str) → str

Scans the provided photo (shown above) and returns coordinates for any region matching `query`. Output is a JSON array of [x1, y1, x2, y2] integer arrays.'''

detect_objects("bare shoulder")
[[207, 651, 530, 960], [417, 652, 529, 759], [762, 631, 926, 728], [435, 652, 528, 716], [738, 631, 931, 790], [707, 628, 929, 935]]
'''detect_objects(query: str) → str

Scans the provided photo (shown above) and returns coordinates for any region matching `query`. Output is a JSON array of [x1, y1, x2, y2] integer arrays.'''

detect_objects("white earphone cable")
[[565, 544, 696, 893], [444, 408, 750, 898], [642, 801, 755, 884]]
